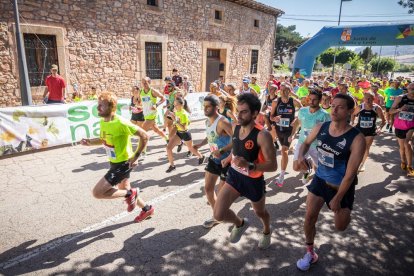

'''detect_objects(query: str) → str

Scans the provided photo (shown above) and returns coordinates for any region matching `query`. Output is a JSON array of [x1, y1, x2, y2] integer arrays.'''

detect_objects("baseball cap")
[[51, 64, 58, 70], [242, 78, 250, 83], [164, 76, 172, 81]]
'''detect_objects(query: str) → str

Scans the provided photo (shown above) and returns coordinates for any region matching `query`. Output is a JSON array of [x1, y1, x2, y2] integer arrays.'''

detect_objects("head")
[[251, 76, 257, 84], [97, 92, 117, 117], [308, 90, 322, 108], [210, 82, 218, 94], [91, 86, 97, 95], [172, 68, 178, 76], [242, 78, 250, 87], [280, 82, 291, 98], [50, 64, 58, 76], [407, 82, 414, 96], [322, 91, 332, 106], [361, 75, 367, 82], [371, 84, 379, 93], [303, 79, 310, 87], [132, 86, 140, 96], [168, 82, 176, 93], [203, 94, 220, 117], [183, 75, 189, 82], [363, 91, 374, 105], [164, 76, 172, 84], [236, 93, 261, 126], [269, 74, 275, 81], [174, 96, 185, 110], [269, 84, 278, 95], [141, 77, 151, 89], [331, 94, 355, 122], [227, 83, 236, 95], [338, 82, 348, 94]]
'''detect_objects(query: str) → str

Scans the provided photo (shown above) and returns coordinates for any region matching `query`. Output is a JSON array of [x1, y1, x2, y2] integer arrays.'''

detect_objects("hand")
[[221, 155, 232, 167], [80, 138, 90, 146], [128, 156, 139, 169], [151, 104, 157, 111], [400, 104, 408, 111], [211, 149, 221, 159], [288, 135, 293, 143], [232, 156, 248, 169], [297, 156, 310, 171], [272, 116, 281, 123], [329, 196, 341, 213]]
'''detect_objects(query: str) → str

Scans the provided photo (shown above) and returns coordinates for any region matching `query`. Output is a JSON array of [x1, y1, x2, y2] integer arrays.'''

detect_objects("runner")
[[321, 92, 332, 114], [140, 77, 168, 154], [80, 92, 154, 223], [295, 94, 366, 271], [218, 95, 238, 123], [353, 92, 386, 172], [293, 90, 331, 184], [262, 84, 279, 149], [384, 80, 403, 133], [270, 84, 302, 187], [389, 82, 414, 176], [193, 95, 233, 228], [130, 86, 144, 128], [240, 78, 257, 95], [165, 97, 206, 173], [213, 93, 277, 249]]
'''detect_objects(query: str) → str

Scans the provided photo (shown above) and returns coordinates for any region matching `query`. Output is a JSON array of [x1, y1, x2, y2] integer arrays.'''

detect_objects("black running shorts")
[[276, 128, 293, 147], [225, 167, 266, 202], [104, 161, 132, 186], [205, 156, 229, 181], [176, 131, 192, 141]]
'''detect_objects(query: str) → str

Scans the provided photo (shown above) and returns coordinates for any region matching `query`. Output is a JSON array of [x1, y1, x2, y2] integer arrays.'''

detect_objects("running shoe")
[[388, 127, 393, 133], [274, 176, 285, 187], [177, 141, 183, 153], [166, 165, 176, 173], [274, 141, 279, 150], [407, 167, 414, 177], [229, 218, 249, 243], [134, 206, 155, 222], [198, 155, 206, 165], [401, 162, 408, 171], [186, 151, 192, 157], [258, 232, 271, 249], [202, 218, 221, 229], [125, 188, 138, 212], [296, 251, 319, 271]]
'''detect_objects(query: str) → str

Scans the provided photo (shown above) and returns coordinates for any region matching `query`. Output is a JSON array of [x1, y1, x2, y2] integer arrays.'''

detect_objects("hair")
[[309, 89, 322, 100], [365, 91, 375, 98], [322, 91, 332, 98], [333, 94, 355, 110], [172, 68, 178, 72], [219, 95, 237, 113], [98, 92, 118, 112], [237, 93, 261, 113], [204, 94, 220, 107], [91, 86, 96, 90], [175, 96, 190, 113], [133, 85, 139, 91]]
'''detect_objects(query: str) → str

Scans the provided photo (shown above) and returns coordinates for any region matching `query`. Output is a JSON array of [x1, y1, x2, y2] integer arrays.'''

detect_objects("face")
[[51, 69, 58, 75], [203, 101, 217, 117], [97, 99, 112, 117], [132, 87, 139, 96], [174, 100, 182, 109], [322, 95, 331, 105], [281, 87, 290, 97], [309, 94, 321, 108], [363, 94, 374, 105], [91, 88, 96, 94], [141, 78, 150, 89], [251, 78, 256, 84], [330, 98, 353, 122], [407, 84, 414, 95], [237, 102, 255, 126]]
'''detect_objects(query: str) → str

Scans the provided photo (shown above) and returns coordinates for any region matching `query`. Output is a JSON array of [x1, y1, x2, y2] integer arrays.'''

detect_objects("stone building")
[[0, 0, 282, 107]]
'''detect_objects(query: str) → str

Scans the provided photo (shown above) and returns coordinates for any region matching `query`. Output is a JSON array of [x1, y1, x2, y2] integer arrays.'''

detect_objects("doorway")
[[205, 49, 220, 91]]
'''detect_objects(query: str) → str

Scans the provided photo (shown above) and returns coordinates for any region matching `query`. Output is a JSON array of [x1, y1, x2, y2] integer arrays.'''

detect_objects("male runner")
[[214, 93, 277, 249], [193, 95, 233, 228], [81, 92, 154, 223], [296, 94, 366, 271]]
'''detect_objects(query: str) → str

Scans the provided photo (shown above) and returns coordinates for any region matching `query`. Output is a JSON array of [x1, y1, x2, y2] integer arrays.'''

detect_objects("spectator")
[[182, 75, 194, 94], [43, 64, 66, 104], [172, 68, 183, 88], [88, 86, 98, 100]]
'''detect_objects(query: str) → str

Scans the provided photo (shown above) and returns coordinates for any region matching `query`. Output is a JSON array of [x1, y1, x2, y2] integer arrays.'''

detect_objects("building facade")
[[0, 0, 282, 107]]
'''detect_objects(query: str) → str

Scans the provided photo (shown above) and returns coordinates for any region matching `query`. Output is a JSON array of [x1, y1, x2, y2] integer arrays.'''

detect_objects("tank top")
[[205, 115, 231, 164], [230, 124, 265, 178], [394, 95, 414, 130], [130, 96, 142, 114], [140, 88, 157, 119], [274, 97, 295, 132], [356, 103, 378, 134], [240, 86, 251, 94], [316, 122, 360, 186], [264, 94, 277, 115], [218, 108, 231, 121]]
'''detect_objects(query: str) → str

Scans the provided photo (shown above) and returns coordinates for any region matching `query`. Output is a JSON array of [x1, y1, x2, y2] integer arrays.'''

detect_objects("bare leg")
[[404, 130, 414, 168], [213, 183, 243, 226], [183, 140, 203, 158], [92, 177, 128, 199], [205, 172, 220, 210], [304, 192, 324, 244], [166, 135, 181, 166], [251, 195, 270, 234]]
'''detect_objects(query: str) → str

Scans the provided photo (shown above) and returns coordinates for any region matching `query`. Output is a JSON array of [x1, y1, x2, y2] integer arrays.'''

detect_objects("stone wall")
[[0, 0, 278, 107]]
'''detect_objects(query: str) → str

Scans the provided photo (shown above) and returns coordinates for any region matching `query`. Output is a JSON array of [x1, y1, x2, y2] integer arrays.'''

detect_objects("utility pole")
[[13, 0, 32, 105], [332, 0, 352, 77]]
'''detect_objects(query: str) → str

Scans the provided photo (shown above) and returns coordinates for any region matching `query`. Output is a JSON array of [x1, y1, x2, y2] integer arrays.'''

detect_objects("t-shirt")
[[45, 75, 66, 101], [175, 109, 190, 131], [99, 115, 138, 163], [249, 83, 261, 94], [172, 75, 183, 87], [349, 87, 364, 104], [297, 86, 309, 99], [384, 87, 403, 108], [377, 89, 385, 98], [298, 107, 331, 146]]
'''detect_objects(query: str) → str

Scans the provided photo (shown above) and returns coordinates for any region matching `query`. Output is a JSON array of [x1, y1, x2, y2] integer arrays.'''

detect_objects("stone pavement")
[[0, 120, 413, 275]]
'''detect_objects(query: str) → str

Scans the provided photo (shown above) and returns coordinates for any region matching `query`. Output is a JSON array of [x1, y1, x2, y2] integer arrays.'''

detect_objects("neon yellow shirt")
[[297, 86, 309, 98], [378, 89, 385, 98], [99, 115, 138, 163], [175, 109, 190, 131], [349, 87, 364, 104], [249, 84, 261, 94]]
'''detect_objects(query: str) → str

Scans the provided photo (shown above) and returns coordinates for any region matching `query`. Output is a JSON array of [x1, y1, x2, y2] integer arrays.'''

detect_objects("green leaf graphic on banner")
[[12, 111, 27, 122], [47, 122, 59, 137]]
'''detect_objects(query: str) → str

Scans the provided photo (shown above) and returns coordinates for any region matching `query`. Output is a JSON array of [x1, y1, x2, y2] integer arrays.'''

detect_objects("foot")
[[358, 164, 366, 172], [202, 217, 221, 229], [198, 155, 206, 165], [407, 167, 414, 177], [388, 127, 393, 133], [166, 165, 176, 173], [302, 172, 310, 185], [274, 176, 285, 187], [258, 232, 271, 249], [296, 251, 319, 271], [401, 162, 408, 171], [134, 206, 155, 222], [229, 218, 249, 243], [125, 188, 138, 212], [186, 151, 192, 157], [177, 141, 183, 153]]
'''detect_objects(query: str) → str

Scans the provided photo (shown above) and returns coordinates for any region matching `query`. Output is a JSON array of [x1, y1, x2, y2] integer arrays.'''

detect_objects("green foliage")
[[349, 55, 365, 70], [274, 63, 290, 74], [359, 47, 376, 63], [398, 0, 414, 13], [318, 48, 356, 67], [274, 24, 307, 64], [369, 57, 396, 74], [396, 63, 414, 72]]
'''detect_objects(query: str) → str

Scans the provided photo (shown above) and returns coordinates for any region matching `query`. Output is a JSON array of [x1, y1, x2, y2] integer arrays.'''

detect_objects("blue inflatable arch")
[[292, 23, 414, 78]]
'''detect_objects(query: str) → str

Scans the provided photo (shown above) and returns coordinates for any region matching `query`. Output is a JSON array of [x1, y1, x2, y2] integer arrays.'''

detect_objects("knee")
[[293, 162, 300, 172], [254, 208, 268, 219], [204, 183, 215, 195], [92, 187, 103, 199], [304, 213, 318, 226], [334, 222, 349, 232]]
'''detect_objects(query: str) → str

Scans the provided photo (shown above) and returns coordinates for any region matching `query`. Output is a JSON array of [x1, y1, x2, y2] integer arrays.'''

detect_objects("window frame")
[[145, 42, 163, 80], [250, 49, 259, 75]]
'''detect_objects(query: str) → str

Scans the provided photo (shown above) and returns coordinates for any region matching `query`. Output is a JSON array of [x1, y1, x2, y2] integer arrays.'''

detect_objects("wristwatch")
[[219, 148, 226, 154], [248, 162, 255, 171]]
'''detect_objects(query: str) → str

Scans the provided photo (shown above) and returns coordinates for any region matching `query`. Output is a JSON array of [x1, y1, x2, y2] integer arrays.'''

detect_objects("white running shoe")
[[229, 218, 249, 243], [258, 232, 271, 249], [202, 218, 220, 229], [296, 251, 319, 271]]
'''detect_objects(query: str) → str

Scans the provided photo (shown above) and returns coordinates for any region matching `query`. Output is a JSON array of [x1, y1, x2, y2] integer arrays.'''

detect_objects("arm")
[[254, 130, 277, 172], [270, 99, 279, 122], [151, 89, 166, 107], [389, 96, 403, 115], [376, 106, 386, 133], [43, 87, 49, 98], [226, 110, 238, 123], [80, 138, 102, 146], [293, 98, 303, 109], [129, 126, 149, 164], [193, 137, 208, 150], [329, 133, 366, 213], [297, 123, 323, 166], [211, 119, 233, 158], [351, 105, 361, 126]]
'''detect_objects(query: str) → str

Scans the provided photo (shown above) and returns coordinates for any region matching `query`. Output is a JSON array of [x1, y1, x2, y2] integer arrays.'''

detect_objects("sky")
[[258, 0, 413, 38]]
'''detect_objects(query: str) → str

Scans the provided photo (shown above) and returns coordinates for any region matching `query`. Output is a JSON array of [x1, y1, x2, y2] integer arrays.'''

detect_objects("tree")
[[349, 55, 364, 71], [369, 57, 396, 74], [274, 24, 307, 64], [318, 47, 356, 67], [359, 47, 376, 63], [337, 49, 356, 64], [398, 0, 414, 13]]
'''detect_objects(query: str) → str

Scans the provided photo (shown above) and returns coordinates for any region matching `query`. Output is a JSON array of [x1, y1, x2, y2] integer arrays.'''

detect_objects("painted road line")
[[0, 179, 204, 270]]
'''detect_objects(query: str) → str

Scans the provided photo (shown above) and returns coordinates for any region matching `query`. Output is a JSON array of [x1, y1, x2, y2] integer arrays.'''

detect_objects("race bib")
[[230, 155, 249, 176], [277, 118, 290, 127], [318, 148, 334, 168], [103, 144, 116, 159], [399, 111, 414, 121], [142, 96, 156, 116], [390, 96, 395, 101], [359, 117, 373, 128]]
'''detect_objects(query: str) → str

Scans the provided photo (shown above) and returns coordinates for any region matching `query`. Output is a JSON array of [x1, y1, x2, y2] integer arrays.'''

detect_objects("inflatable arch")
[[292, 23, 414, 79]]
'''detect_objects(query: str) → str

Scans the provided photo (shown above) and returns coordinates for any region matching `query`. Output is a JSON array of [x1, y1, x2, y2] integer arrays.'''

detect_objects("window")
[[147, 0, 158, 6], [207, 49, 220, 58], [250, 50, 258, 74], [214, 10, 222, 21], [145, 42, 162, 79], [23, 34, 59, 86], [254, 19, 260, 28]]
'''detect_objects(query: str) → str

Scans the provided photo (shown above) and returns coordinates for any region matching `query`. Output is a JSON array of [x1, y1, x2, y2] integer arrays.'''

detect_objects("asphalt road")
[[0, 120, 413, 275]]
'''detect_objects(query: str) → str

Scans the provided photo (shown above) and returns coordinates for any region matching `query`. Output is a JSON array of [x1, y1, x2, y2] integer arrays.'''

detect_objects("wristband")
[[219, 148, 225, 154]]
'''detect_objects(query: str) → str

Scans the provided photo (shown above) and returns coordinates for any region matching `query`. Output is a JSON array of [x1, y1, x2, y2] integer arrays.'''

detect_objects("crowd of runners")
[[80, 71, 413, 271]]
